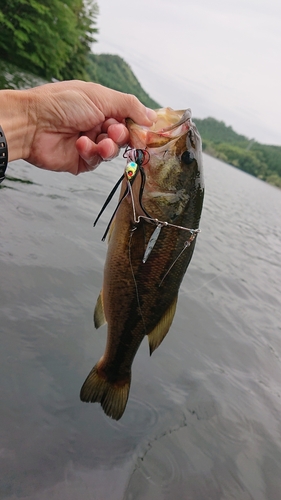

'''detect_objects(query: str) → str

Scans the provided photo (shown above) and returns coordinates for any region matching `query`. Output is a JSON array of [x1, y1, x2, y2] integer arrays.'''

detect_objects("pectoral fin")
[[94, 290, 107, 329], [147, 295, 178, 355]]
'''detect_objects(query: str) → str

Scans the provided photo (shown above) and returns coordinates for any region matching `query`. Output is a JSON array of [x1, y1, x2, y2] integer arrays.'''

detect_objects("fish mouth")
[[126, 107, 203, 173], [126, 108, 193, 150], [153, 108, 192, 133]]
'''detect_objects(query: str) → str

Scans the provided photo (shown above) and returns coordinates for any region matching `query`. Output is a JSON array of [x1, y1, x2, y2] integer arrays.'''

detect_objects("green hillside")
[[194, 117, 249, 145], [86, 53, 160, 109], [0, 54, 160, 110], [194, 117, 281, 188]]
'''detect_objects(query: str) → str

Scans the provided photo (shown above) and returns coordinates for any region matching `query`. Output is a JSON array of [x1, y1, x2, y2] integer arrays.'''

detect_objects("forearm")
[[0, 89, 34, 162]]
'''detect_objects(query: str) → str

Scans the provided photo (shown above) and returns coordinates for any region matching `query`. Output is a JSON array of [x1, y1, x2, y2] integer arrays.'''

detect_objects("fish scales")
[[80, 107, 204, 420]]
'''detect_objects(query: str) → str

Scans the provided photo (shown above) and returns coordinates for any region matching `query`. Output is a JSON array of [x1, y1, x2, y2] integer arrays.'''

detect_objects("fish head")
[[125, 108, 204, 225]]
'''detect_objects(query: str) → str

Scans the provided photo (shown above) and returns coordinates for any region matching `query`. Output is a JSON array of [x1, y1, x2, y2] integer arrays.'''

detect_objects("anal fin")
[[147, 295, 178, 355]]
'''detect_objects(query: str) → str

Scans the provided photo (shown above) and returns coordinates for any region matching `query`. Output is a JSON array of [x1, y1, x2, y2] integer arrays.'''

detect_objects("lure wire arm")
[[137, 215, 200, 266], [158, 240, 192, 287], [138, 166, 152, 219]]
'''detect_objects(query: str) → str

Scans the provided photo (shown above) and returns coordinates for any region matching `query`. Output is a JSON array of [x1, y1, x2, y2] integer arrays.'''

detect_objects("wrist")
[[0, 89, 35, 163]]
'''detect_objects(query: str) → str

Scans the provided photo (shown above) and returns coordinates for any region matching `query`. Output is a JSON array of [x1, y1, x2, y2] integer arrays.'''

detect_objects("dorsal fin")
[[147, 295, 178, 355], [94, 290, 107, 329]]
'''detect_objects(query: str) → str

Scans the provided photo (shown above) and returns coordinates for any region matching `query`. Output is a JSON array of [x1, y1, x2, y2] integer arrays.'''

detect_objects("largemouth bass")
[[80, 108, 204, 420]]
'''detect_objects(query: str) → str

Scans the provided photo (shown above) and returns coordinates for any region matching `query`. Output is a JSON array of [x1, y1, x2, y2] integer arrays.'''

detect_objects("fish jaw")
[[126, 108, 192, 148], [127, 107, 203, 197]]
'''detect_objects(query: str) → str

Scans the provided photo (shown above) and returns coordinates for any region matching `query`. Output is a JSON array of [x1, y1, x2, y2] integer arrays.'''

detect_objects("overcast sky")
[[94, 0, 280, 146]]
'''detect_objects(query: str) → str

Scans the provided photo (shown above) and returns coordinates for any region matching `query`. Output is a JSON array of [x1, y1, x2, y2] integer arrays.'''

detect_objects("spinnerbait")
[[94, 146, 200, 267]]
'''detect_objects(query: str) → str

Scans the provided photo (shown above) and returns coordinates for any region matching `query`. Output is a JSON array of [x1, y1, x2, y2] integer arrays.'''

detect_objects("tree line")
[[86, 53, 160, 108], [194, 118, 281, 188], [0, 0, 98, 80], [0, 2, 158, 108]]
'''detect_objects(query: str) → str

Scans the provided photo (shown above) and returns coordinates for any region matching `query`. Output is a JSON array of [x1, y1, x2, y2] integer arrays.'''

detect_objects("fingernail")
[[101, 142, 119, 161], [146, 108, 158, 122], [87, 155, 102, 170]]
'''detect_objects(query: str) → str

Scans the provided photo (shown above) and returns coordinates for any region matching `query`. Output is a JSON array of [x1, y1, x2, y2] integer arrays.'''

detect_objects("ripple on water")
[[16, 205, 35, 217], [106, 397, 159, 437], [124, 430, 186, 500]]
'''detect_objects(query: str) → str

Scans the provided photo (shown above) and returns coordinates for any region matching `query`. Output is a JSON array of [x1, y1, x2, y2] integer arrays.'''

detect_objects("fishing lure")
[[94, 148, 150, 241], [95, 146, 200, 268]]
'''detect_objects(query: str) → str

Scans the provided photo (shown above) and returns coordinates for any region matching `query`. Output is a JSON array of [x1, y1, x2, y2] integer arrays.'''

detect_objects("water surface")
[[1, 154, 281, 499]]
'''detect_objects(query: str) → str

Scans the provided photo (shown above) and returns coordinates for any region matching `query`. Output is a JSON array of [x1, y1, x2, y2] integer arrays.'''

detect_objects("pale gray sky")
[[94, 0, 281, 145]]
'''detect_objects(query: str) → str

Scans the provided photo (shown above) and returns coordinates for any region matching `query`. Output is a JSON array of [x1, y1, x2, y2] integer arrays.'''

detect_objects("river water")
[[1, 153, 281, 500]]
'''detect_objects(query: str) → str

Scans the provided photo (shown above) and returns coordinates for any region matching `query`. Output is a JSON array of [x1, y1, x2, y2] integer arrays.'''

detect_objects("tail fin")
[[80, 362, 131, 420]]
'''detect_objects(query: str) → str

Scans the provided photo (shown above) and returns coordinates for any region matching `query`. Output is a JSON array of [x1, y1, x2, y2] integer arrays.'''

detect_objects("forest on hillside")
[[86, 53, 159, 109], [0, 0, 99, 80], [195, 118, 281, 188], [0, 0, 158, 108]]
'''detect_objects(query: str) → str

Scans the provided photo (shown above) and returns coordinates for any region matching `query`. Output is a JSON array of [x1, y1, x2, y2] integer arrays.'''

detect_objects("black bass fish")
[[80, 108, 204, 420]]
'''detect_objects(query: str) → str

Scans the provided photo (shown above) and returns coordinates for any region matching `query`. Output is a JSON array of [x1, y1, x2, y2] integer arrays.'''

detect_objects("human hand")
[[1, 81, 157, 175]]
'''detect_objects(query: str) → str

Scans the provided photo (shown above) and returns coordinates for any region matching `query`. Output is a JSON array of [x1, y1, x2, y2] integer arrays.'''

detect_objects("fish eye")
[[181, 151, 194, 165], [125, 161, 138, 179]]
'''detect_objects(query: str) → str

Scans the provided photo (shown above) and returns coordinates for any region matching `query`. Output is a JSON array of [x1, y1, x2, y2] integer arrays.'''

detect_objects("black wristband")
[[0, 125, 8, 183]]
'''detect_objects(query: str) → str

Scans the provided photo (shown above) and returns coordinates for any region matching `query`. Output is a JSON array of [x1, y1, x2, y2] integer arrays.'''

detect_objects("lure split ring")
[[123, 147, 150, 167]]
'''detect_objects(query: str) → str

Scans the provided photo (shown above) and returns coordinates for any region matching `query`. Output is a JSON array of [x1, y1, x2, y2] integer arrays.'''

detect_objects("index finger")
[[84, 83, 158, 126]]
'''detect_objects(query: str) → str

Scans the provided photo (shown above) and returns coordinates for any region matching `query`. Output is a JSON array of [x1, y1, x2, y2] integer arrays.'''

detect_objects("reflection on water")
[[1, 156, 281, 499]]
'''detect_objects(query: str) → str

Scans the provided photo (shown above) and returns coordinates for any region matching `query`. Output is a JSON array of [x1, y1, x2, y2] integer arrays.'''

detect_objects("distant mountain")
[[86, 53, 160, 109], [194, 117, 281, 188], [194, 117, 250, 145]]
